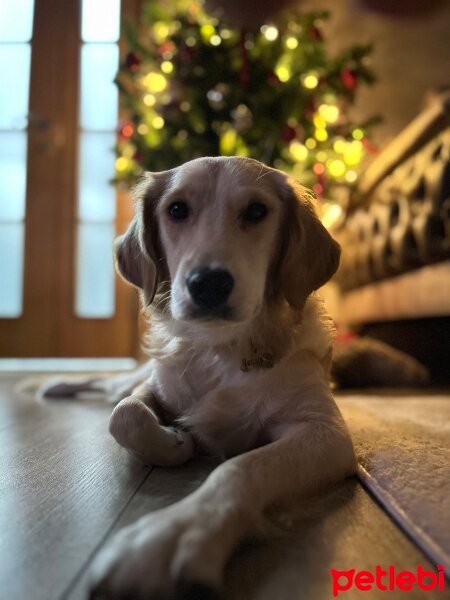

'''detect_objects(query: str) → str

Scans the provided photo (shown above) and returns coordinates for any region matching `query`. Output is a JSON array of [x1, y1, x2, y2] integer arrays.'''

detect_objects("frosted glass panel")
[[78, 132, 116, 222], [0, 224, 24, 317], [0, 0, 34, 42], [0, 45, 31, 129], [75, 223, 115, 317], [80, 44, 119, 130], [81, 0, 121, 42], [0, 132, 27, 221]]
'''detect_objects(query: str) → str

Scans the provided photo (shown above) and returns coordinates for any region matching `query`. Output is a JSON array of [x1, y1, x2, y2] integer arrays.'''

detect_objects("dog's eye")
[[242, 202, 268, 224], [167, 201, 189, 221]]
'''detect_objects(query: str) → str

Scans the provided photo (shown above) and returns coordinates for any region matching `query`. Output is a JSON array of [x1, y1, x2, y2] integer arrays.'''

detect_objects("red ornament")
[[125, 52, 141, 71], [281, 125, 296, 142], [159, 41, 175, 57], [119, 121, 134, 139], [362, 137, 378, 154], [313, 162, 325, 176], [341, 68, 358, 91], [308, 26, 322, 41], [313, 182, 324, 198]]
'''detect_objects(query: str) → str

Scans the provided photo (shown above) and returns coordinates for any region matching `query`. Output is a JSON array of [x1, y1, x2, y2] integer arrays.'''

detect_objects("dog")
[[41, 156, 356, 599]]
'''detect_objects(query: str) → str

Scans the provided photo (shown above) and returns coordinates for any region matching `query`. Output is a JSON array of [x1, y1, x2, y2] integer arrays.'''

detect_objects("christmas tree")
[[115, 0, 377, 200]]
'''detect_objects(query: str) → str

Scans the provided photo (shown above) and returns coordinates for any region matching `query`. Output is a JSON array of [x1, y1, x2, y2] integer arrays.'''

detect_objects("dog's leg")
[[89, 399, 355, 599], [109, 383, 195, 467], [38, 360, 153, 403]]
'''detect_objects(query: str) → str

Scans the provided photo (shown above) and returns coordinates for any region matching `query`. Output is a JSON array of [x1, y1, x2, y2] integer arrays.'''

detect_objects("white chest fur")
[[148, 295, 335, 457]]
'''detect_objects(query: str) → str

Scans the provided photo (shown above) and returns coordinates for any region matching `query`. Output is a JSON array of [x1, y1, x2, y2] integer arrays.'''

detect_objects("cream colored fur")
[[41, 157, 355, 600]]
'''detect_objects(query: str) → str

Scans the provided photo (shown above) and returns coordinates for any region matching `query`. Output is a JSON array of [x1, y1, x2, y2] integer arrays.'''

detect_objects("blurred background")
[[0, 0, 449, 379]]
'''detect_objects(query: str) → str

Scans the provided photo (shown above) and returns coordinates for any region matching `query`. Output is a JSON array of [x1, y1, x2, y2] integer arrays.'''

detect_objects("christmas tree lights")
[[114, 0, 378, 199]]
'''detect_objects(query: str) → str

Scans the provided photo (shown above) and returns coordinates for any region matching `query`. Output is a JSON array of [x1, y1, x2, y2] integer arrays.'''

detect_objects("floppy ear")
[[114, 172, 169, 305], [114, 217, 158, 305], [278, 176, 341, 309]]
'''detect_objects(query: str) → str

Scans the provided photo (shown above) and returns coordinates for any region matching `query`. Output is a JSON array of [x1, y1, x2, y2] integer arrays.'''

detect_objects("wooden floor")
[[0, 372, 444, 600]]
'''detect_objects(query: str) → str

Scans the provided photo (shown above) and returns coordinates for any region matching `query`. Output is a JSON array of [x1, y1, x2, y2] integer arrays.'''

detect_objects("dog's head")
[[115, 157, 340, 341]]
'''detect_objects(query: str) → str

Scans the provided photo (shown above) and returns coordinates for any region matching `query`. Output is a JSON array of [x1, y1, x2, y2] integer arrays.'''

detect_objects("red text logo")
[[331, 565, 446, 596]]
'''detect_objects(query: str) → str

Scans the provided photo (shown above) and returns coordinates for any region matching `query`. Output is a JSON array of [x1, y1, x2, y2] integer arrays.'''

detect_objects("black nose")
[[186, 267, 234, 309]]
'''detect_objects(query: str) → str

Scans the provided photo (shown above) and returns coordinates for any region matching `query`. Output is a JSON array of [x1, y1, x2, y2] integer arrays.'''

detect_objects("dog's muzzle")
[[186, 267, 234, 315]]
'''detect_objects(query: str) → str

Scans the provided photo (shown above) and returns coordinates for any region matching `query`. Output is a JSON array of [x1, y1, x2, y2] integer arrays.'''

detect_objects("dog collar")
[[240, 353, 274, 372]]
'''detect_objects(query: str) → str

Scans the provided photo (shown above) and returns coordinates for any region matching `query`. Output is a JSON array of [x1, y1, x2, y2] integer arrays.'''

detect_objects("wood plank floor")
[[0, 373, 445, 600]]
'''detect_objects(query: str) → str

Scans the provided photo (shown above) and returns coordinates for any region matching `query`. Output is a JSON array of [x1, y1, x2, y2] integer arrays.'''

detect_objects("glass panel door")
[[0, 0, 139, 358], [0, 1, 34, 317], [76, 0, 121, 318]]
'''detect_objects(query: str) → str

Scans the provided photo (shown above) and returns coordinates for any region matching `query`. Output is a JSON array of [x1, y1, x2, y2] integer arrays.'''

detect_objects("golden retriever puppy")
[[43, 157, 355, 599]]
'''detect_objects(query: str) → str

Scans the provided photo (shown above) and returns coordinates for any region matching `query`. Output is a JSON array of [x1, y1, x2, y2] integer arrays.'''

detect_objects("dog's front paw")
[[109, 399, 195, 467], [89, 506, 223, 600]]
